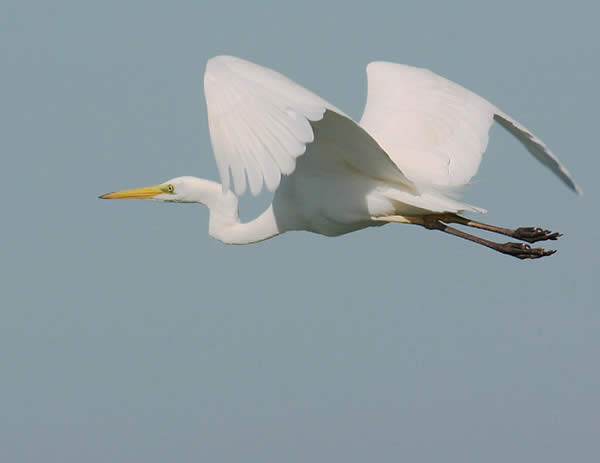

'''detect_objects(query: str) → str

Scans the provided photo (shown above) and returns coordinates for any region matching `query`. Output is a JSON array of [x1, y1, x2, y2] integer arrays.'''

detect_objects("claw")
[[512, 227, 562, 243], [499, 241, 556, 259]]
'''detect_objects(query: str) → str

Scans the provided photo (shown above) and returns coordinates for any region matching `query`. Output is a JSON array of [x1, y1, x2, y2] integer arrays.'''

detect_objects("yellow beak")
[[99, 185, 165, 200]]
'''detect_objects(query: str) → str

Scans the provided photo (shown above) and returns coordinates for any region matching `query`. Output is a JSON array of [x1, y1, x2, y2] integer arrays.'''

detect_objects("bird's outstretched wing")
[[204, 56, 412, 196], [359, 61, 581, 194]]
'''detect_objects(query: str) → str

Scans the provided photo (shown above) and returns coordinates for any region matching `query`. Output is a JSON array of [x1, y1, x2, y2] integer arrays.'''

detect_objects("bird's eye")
[[167, 184, 174, 193]]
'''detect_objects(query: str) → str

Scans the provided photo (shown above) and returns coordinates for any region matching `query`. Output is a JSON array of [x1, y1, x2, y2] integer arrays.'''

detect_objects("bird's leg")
[[436, 213, 562, 243], [374, 215, 556, 259], [422, 218, 556, 259]]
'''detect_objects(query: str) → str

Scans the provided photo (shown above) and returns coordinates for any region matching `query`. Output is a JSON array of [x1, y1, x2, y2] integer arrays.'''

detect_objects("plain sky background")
[[2, 1, 599, 462]]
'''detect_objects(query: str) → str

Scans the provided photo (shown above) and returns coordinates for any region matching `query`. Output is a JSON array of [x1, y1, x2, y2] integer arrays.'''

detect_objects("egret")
[[101, 56, 581, 259]]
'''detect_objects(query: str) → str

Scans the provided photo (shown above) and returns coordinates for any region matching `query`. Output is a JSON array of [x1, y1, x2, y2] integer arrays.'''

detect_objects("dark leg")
[[439, 214, 562, 243], [422, 218, 556, 259]]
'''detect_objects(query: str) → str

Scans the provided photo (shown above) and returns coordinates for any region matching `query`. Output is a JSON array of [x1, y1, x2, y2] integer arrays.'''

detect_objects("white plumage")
[[102, 55, 580, 258], [204, 55, 580, 198]]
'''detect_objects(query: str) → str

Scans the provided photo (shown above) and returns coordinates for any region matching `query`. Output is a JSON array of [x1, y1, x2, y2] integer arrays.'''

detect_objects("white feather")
[[204, 55, 413, 196], [360, 61, 580, 194]]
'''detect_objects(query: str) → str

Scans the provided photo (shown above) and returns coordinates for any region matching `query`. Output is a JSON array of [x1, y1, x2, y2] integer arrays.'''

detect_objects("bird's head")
[[99, 177, 192, 202], [99, 176, 235, 208]]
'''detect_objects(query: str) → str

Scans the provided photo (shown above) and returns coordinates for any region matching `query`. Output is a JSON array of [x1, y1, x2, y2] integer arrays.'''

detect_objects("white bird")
[[101, 55, 581, 259]]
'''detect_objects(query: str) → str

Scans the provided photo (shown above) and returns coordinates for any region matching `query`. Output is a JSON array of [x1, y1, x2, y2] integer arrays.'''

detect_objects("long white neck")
[[180, 178, 280, 245]]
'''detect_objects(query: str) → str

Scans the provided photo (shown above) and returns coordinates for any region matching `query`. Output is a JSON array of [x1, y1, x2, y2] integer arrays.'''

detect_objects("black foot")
[[499, 242, 556, 260], [512, 227, 562, 243]]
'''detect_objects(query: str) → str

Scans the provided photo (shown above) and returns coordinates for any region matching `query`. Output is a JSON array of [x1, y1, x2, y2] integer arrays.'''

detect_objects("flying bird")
[[101, 56, 581, 259]]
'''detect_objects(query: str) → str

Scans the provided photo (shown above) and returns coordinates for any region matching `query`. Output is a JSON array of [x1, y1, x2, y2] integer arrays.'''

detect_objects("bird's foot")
[[499, 242, 556, 259], [512, 227, 562, 243]]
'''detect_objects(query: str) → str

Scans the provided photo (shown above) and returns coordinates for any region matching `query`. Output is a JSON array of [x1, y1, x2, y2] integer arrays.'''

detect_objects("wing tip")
[[494, 111, 583, 197]]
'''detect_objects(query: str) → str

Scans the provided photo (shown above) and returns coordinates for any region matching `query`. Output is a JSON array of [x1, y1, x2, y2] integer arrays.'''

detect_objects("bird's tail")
[[381, 186, 486, 215]]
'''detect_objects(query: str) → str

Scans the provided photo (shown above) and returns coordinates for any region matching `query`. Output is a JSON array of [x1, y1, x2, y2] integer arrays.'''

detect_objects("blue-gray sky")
[[2, 1, 598, 462]]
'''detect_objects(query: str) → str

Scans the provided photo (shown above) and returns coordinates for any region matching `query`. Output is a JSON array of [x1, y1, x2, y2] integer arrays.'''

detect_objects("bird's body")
[[101, 56, 581, 258]]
